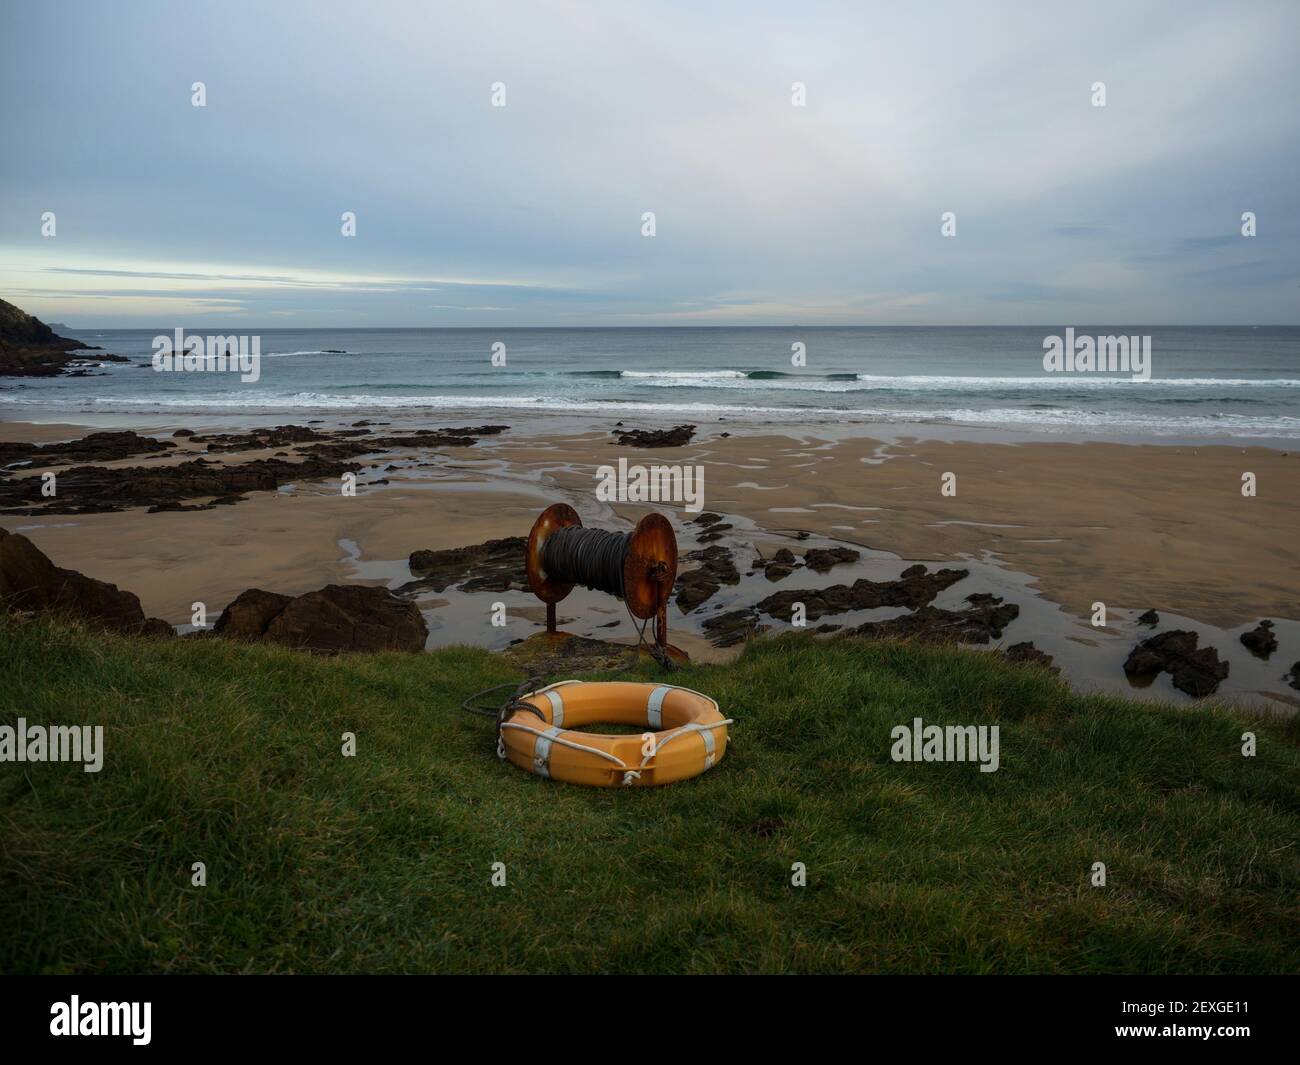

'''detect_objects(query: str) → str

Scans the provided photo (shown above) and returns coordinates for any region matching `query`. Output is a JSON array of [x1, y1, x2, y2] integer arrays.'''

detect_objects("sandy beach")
[[3, 415, 1297, 709], [4, 418, 1295, 622]]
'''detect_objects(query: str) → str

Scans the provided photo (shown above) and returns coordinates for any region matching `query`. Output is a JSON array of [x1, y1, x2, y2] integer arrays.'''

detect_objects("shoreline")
[[5, 402, 1300, 452]]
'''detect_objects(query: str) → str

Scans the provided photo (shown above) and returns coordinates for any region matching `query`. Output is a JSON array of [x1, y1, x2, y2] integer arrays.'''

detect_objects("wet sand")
[[2, 419, 1297, 698]]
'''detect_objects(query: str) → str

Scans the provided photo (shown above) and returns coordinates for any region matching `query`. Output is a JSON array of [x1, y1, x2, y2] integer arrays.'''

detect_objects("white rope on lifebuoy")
[[499, 721, 630, 767]]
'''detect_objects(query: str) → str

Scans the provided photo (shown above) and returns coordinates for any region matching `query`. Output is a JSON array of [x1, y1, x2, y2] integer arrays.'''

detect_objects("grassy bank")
[[2, 613, 1297, 974]]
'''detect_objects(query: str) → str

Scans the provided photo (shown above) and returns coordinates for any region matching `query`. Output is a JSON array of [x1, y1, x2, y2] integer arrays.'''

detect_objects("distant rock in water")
[[1137, 609, 1160, 626], [0, 527, 172, 636], [214, 584, 427, 653]]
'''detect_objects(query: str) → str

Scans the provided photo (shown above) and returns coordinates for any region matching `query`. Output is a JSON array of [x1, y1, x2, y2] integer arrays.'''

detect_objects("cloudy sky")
[[1, 0, 1297, 327]]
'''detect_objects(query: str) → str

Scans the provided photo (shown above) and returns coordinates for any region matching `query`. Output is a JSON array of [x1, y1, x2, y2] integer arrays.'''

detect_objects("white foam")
[[6, 390, 1298, 437]]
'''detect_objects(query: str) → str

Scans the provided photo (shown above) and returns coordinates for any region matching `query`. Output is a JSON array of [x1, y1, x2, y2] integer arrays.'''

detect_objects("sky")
[[1, 0, 1297, 328]]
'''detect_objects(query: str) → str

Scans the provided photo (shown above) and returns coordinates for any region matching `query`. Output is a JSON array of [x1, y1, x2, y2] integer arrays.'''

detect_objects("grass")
[[2, 613, 1298, 974]]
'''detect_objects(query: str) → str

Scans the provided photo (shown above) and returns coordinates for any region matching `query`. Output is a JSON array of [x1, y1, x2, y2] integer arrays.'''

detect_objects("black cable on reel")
[[542, 526, 631, 598]]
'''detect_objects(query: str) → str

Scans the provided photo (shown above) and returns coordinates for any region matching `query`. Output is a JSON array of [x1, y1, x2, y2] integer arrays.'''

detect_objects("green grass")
[[2, 613, 1298, 974]]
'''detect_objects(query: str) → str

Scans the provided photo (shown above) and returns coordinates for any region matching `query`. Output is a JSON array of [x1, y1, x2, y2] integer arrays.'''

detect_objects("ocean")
[[5, 326, 1300, 442]]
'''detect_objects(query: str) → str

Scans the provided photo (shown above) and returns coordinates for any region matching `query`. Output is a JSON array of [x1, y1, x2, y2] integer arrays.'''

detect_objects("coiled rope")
[[542, 526, 630, 598]]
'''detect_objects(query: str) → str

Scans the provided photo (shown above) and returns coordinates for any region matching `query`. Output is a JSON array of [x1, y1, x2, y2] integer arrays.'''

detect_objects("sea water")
[[4, 325, 1299, 442]]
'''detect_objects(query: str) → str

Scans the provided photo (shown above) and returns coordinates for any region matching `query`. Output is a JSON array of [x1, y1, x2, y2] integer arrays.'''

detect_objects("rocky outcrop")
[[190, 424, 507, 454], [212, 589, 293, 639], [802, 547, 861, 573], [675, 545, 741, 612], [1286, 663, 1300, 692], [0, 297, 123, 377], [0, 455, 364, 515], [755, 547, 798, 581], [758, 564, 968, 622], [702, 607, 768, 648], [0, 431, 175, 469], [850, 601, 1020, 645], [1239, 620, 1277, 659], [0, 527, 171, 635], [400, 537, 527, 595], [612, 424, 695, 448], [0, 424, 511, 515], [1136, 609, 1160, 626], [213, 584, 427, 653], [1124, 630, 1230, 697], [690, 512, 732, 543]]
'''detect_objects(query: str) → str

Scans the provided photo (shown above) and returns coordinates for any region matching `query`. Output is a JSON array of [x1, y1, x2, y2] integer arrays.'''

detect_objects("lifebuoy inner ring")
[[499, 681, 731, 788]]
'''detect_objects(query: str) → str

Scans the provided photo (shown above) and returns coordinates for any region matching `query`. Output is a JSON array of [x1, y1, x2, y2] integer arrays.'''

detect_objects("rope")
[[542, 526, 630, 598], [543, 524, 679, 671]]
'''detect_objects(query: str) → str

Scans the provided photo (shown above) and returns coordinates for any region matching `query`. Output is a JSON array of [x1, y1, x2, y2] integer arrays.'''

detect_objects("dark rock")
[[1240, 621, 1278, 658], [803, 546, 860, 573], [1137, 609, 1160, 626], [1002, 641, 1059, 673], [214, 584, 427, 653], [965, 592, 1003, 606], [689, 512, 722, 526], [772, 548, 796, 564], [266, 585, 426, 653], [612, 424, 695, 448], [0, 453, 364, 516], [400, 536, 528, 595], [213, 588, 293, 639], [851, 602, 1020, 645], [675, 545, 740, 612], [1124, 630, 1230, 697], [1286, 663, 1300, 692], [702, 607, 768, 648], [0, 430, 175, 469], [173, 429, 195, 437], [763, 562, 796, 581], [758, 565, 969, 622], [0, 527, 171, 636]]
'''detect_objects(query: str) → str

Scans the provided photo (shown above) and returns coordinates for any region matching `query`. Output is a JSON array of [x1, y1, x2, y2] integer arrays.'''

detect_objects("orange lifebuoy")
[[498, 681, 731, 788]]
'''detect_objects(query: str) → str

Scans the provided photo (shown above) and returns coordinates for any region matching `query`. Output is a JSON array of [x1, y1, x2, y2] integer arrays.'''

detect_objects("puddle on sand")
[[337, 505, 1300, 715]]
